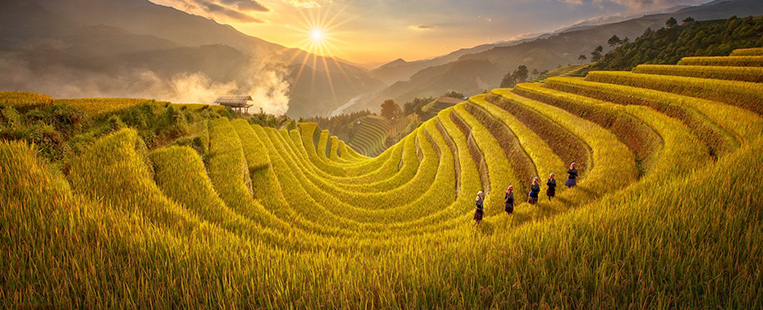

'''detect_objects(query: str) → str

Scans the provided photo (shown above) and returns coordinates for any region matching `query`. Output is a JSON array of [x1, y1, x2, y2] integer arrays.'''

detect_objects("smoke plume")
[[0, 52, 292, 116]]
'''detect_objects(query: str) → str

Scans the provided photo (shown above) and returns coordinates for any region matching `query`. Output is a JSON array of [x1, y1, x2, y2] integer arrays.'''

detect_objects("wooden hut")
[[214, 95, 253, 114]]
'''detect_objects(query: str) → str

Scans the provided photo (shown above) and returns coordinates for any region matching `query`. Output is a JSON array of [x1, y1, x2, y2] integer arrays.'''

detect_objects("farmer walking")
[[565, 163, 578, 188], [528, 177, 540, 205], [474, 191, 485, 224], [546, 173, 557, 200], [504, 186, 514, 215]]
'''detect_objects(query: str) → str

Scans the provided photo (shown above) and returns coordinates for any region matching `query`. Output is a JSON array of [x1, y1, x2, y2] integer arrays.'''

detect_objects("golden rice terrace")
[[2, 49, 763, 308]]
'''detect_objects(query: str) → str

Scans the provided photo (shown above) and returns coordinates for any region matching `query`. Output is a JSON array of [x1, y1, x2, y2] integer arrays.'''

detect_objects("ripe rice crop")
[[586, 71, 763, 116], [296, 123, 349, 176], [206, 118, 311, 243], [329, 135, 345, 161], [491, 88, 639, 205], [487, 90, 592, 177], [514, 82, 707, 179], [468, 95, 566, 196], [633, 64, 763, 83], [67, 128, 255, 249], [730, 47, 763, 56], [316, 129, 331, 159], [277, 125, 419, 194], [57, 98, 162, 115], [151, 145, 286, 244], [265, 124, 454, 220], [513, 82, 664, 175], [4, 131, 762, 308], [0, 91, 55, 111], [4, 47, 763, 308], [465, 97, 538, 193], [547, 76, 763, 150], [677, 55, 763, 66], [231, 119, 270, 171], [452, 104, 520, 215]]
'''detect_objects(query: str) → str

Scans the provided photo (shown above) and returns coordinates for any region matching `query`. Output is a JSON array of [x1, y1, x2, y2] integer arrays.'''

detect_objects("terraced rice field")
[[346, 115, 394, 157], [2, 48, 763, 308], [346, 114, 412, 157]]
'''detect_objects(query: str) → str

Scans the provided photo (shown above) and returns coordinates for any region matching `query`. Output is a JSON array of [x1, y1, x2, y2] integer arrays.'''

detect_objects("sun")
[[285, 5, 354, 105], [310, 28, 324, 42], [291, 5, 351, 58]]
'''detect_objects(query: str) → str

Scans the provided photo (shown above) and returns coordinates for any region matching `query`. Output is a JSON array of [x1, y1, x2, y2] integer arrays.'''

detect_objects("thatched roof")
[[215, 95, 253, 107]]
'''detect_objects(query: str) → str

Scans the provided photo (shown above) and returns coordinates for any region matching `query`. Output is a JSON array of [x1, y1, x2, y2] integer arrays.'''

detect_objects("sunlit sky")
[[148, 0, 711, 65]]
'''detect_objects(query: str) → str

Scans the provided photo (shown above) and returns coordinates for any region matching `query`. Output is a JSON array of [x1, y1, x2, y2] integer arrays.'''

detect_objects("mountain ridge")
[[348, 0, 763, 115], [0, 0, 386, 117]]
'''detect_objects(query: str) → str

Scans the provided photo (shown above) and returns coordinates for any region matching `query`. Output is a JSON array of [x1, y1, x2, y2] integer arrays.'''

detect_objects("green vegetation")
[[531, 64, 590, 82], [0, 91, 55, 111], [2, 48, 763, 308], [0, 93, 230, 162], [302, 109, 372, 139], [594, 16, 763, 71], [500, 65, 530, 87], [302, 92, 472, 158]]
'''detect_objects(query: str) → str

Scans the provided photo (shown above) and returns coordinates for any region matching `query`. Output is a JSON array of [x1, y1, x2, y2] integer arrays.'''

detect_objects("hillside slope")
[[2, 48, 762, 308], [352, 0, 763, 115], [0, 0, 385, 118]]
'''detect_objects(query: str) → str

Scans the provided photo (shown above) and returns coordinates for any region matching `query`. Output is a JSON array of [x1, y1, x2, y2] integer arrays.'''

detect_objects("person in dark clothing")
[[528, 177, 540, 205], [474, 191, 485, 224], [546, 173, 557, 200], [504, 186, 514, 215], [565, 162, 578, 188]]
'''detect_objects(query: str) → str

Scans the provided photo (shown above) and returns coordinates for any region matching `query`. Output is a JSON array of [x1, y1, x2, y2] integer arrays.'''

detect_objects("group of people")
[[473, 163, 578, 224]]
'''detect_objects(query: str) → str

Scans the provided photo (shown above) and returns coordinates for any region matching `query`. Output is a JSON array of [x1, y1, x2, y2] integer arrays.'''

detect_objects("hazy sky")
[[148, 0, 711, 64]]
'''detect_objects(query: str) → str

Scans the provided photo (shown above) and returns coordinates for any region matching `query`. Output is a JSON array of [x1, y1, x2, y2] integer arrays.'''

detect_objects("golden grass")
[[0, 91, 55, 111], [633, 64, 763, 83], [585, 71, 763, 115], [2, 49, 763, 308], [57, 98, 162, 115], [730, 47, 763, 56], [678, 55, 763, 66]]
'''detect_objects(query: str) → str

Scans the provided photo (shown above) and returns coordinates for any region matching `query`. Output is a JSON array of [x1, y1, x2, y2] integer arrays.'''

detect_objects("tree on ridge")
[[591, 45, 604, 62], [380, 99, 402, 120], [666, 17, 678, 28], [608, 35, 622, 49]]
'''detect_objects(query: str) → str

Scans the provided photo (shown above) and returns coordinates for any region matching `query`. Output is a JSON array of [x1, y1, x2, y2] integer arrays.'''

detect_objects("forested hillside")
[[594, 15, 763, 71]]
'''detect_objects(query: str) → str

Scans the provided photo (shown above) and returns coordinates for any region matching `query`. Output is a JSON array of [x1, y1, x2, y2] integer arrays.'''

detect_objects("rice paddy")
[[2, 48, 762, 308]]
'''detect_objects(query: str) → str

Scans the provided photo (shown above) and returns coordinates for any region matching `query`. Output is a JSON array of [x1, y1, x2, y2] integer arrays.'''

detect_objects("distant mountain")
[[0, 0, 385, 118], [286, 51, 386, 117], [366, 3, 712, 86], [33, 0, 284, 58], [348, 0, 763, 114], [377, 58, 408, 70], [374, 59, 499, 102], [369, 42, 522, 86]]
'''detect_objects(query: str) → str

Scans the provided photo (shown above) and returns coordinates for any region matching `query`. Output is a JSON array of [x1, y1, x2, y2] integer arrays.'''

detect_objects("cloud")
[[408, 25, 434, 31], [218, 0, 269, 11], [565, 12, 636, 27], [283, 0, 332, 9], [601, 0, 707, 9], [201, 2, 265, 22], [559, 0, 706, 10], [0, 53, 292, 116], [179, 0, 267, 23]]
